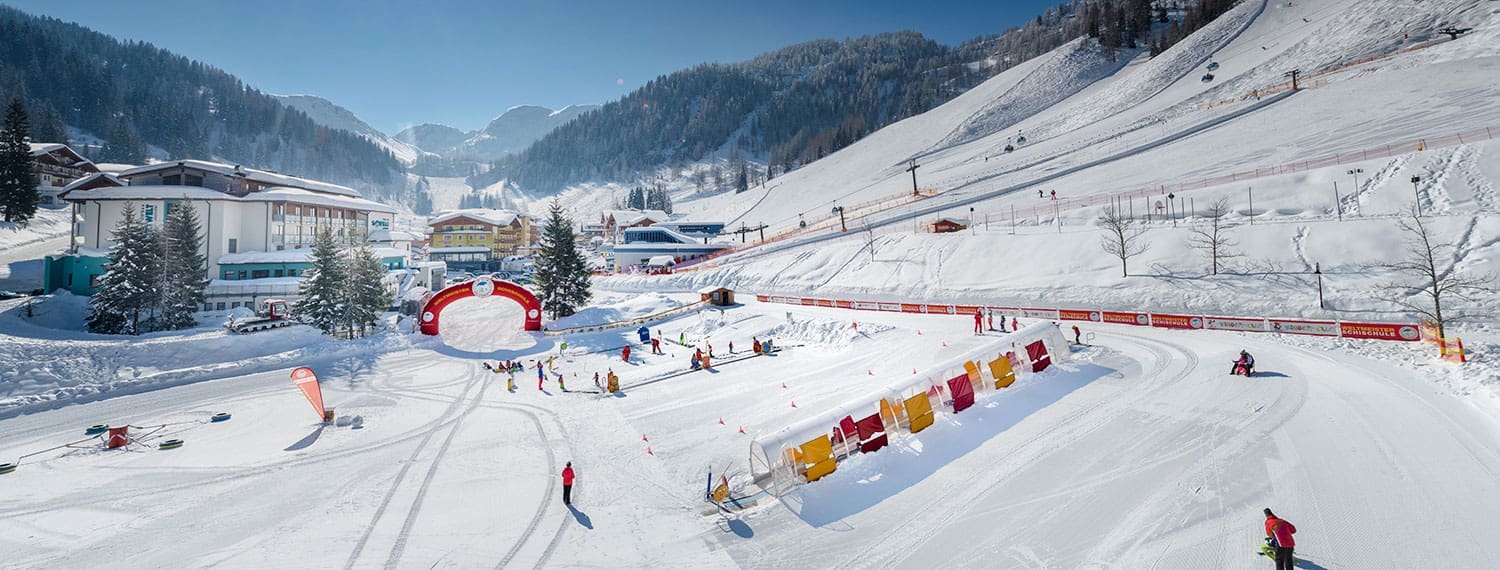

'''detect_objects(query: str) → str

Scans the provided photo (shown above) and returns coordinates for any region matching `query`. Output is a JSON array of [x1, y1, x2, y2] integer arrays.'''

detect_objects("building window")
[[274, 269, 285, 277], [216, 302, 226, 311], [163, 174, 181, 185], [203, 303, 213, 312], [251, 269, 270, 279], [185, 174, 204, 187], [231, 301, 241, 308], [223, 272, 233, 280], [143, 204, 156, 224], [237, 271, 247, 280], [89, 273, 102, 288], [288, 269, 299, 277], [227, 238, 237, 253]]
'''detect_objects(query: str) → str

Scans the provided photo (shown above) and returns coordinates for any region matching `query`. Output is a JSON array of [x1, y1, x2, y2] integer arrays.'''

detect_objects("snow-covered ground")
[[3, 295, 1499, 568]]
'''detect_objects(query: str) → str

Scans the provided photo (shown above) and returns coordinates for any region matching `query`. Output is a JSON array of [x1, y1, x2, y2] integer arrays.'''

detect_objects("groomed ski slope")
[[3, 296, 1499, 568]]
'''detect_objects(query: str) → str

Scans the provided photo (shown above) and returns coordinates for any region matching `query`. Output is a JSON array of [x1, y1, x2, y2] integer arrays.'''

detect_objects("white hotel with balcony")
[[45, 160, 402, 311]]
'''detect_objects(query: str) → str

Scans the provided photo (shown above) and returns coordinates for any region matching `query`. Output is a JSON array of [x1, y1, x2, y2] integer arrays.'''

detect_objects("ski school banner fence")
[[755, 295, 1421, 342]]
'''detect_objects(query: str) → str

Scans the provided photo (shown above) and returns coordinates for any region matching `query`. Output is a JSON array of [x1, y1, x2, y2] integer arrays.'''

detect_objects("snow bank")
[[546, 292, 684, 329]]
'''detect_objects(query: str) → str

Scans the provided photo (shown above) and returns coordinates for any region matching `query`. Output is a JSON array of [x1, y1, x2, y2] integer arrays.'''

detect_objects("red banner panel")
[[1102, 311, 1149, 326], [900, 303, 925, 313], [1058, 309, 1099, 321], [834, 300, 853, 309], [954, 305, 982, 315], [756, 294, 770, 302], [1268, 319, 1340, 336], [1150, 313, 1204, 329], [1339, 322, 1421, 341]]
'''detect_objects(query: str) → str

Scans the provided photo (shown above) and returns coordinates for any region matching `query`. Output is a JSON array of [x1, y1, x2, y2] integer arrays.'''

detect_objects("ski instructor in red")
[[1264, 508, 1296, 570], [561, 462, 575, 506]]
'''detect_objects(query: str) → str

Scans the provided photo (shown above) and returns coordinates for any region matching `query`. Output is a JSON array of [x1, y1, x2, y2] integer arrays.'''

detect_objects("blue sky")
[[8, 0, 1060, 134]]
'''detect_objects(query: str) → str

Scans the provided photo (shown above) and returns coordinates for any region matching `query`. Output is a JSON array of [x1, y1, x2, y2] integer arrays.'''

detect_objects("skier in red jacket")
[[1264, 508, 1296, 570], [561, 462, 575, 506], [974, 310, 983, 335]]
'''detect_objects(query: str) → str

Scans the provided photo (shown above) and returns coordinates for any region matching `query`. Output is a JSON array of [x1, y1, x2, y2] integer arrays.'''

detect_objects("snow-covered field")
[[3, 295, 1499, 568]]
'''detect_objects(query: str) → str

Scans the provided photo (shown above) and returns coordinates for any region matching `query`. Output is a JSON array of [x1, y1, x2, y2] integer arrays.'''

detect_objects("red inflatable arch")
[[419, 277, 542, 335]]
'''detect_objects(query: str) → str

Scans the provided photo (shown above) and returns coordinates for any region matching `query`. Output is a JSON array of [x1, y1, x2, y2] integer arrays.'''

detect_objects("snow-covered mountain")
[[274, 94, 424, 165], [394, 123, 470, 156], [393, 104, 599, 160]]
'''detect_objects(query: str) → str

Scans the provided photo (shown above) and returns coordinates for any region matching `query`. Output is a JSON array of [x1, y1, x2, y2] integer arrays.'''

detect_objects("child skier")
[[536, 361, 545, 390]]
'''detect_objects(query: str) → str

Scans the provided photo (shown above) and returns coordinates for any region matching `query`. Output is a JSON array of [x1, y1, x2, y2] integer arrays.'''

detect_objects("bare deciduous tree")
[[1187, 198, 1240, 275], [1376, 205, 1494, 339], [1098, 204, 1149, 277]]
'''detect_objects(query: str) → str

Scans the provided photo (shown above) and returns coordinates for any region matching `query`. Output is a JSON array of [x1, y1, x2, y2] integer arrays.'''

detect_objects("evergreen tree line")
[[86, 201, 207, 334], [0, 97, 39, 223], [1149, 0, 1240, 57], [473, 0, 1227, 196], [295, 229, 393, 338], [0, 6, 401, 195], [620, 185, 673, 214], [533, 201, 592, 318]]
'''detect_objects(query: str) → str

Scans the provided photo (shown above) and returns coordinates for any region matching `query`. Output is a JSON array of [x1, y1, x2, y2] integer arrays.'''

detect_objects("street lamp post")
[[832, 205, 846, 232], [1314, 263, 1324, 309], [1347, 168, 1364, 216], [1411, 175, 1423, 216], [969, 207, 975, 234], [1167, 193, 1177, 226]]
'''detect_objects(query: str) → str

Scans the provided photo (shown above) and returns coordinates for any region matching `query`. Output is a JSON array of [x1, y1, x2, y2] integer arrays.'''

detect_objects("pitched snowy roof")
[[28, 143, 68, 155], [119, 159, 360, 197], [647, 256, 677, 266], [429, 208, 521, 228], [60, 172, 125, 192], [59, 184, 396, 214], [604, 209, 671, 226], [933, 216, 968, 226], [93, 163, 137, 174], [28, 143, 95, 169]]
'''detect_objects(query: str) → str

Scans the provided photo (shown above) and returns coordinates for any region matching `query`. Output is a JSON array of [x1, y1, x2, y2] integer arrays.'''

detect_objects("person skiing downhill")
[[1263, 508, 1296, 570], [561, 462, 576, 506], [1072, 325, 1082, 344], [651, 337, 662, 354]]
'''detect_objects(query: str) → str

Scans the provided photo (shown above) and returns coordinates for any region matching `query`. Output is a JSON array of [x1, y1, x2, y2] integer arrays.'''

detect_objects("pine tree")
[[157, 201, 206, 330], [533, 200, 591, 318], [87, 203, 163, 334], [296, 228, 349, 335], [0, 97, 40, 223], [341, 242, 391, 338]]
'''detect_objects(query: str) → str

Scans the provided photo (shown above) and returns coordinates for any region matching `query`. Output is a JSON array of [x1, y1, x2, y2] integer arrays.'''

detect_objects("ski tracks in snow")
[[838, 335, 1198, 569]]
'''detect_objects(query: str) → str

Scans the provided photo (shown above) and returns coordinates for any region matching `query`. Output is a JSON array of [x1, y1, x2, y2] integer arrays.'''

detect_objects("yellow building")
[[427, 209, 534, 268]]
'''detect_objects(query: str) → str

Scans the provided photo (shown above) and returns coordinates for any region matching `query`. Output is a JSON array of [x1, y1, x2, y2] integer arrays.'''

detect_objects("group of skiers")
[[972, 309, 1022, 335]]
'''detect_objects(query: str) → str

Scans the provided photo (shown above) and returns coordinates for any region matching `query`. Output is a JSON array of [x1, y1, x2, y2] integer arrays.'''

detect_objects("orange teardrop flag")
[[290, 367, 326, 421]]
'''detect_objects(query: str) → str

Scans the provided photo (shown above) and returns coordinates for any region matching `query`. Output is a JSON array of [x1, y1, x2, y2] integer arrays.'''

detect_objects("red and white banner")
[[1058, 309, 1099, 322], [1268, 318, 1340, 337], [1339, 322, 1421, 341], [1101, 311, 1149, 326], [290, 367, 326, 421], [1204, 316, 1269, 332], [1150, 313, 1204, 329], [754, 296, 1417, 342]]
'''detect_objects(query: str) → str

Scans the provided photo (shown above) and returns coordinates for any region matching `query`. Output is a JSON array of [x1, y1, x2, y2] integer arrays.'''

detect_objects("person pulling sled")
[[1231, 350, 1255, 376]]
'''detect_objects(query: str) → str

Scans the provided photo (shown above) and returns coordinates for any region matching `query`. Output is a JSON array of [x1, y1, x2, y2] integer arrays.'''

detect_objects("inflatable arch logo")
[[419, 277, 542, 335]]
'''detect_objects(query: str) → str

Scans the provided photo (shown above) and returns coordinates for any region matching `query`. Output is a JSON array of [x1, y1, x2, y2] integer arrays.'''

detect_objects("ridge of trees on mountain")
[[475, 0, 1234, 197], [0, 6, 402, 198]]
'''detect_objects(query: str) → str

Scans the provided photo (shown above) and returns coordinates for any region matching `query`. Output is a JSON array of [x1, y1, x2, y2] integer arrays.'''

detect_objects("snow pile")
[[765, 316, 892, 350], [0, 208, 71, 250], [547, 292, 684, 329]]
